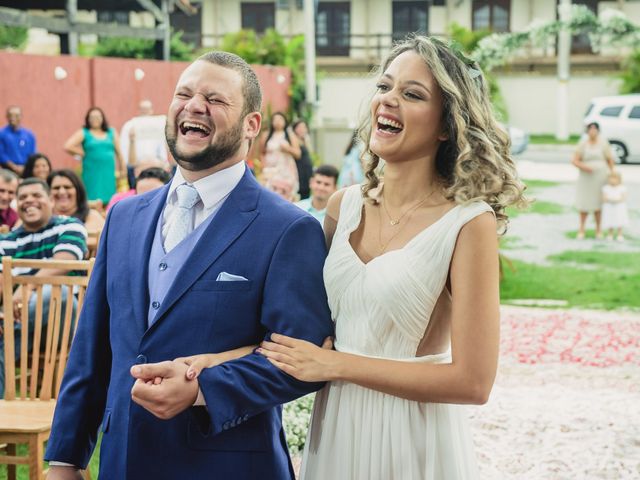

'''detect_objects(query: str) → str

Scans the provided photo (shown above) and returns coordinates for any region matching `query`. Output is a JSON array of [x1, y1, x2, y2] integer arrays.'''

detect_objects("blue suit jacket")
[[45, 168, 334, 479]]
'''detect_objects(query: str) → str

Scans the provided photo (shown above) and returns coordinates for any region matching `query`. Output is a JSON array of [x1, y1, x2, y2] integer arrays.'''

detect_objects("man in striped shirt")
[[0, 178, 87, 397]]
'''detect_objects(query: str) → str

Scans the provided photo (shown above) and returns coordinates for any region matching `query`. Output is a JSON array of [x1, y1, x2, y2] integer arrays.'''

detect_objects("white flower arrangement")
[[283, 393, 315, 454], [471, 5, 640, 71]]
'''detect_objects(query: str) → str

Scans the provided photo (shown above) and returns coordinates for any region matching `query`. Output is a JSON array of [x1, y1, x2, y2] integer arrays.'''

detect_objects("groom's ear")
[[244, 112, 261, 140]]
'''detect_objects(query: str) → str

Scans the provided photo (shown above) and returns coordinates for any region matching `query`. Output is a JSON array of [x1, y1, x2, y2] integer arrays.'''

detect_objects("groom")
[[45, 52, 333, 479]]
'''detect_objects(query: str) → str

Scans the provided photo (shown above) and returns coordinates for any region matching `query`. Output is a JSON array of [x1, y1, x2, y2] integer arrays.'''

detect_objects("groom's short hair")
[[197, 51, 262, 117]]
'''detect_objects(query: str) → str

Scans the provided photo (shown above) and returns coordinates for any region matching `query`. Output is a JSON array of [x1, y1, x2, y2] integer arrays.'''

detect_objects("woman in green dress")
[[64, 107, 125, 206]]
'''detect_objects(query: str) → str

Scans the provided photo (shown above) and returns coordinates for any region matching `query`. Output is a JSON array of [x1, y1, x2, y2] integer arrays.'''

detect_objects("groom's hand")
[[130, 361, 199, 419]]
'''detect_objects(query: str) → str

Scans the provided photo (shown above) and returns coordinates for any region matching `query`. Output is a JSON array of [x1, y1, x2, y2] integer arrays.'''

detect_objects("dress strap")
[[335, 184, 364, 234]]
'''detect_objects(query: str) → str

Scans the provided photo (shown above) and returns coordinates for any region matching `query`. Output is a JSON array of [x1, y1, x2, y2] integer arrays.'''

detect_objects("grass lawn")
[[501, 257, 640, 310], [529, 133, 581, 145], [522, 179, 560, 191], [507, 200, 565, 218]]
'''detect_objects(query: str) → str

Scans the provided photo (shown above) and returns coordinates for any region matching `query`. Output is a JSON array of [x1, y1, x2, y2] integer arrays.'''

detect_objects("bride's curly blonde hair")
[[360, 35, 526, 233]]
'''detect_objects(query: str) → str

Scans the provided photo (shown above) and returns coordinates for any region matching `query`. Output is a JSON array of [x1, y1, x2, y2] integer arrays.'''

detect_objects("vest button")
[[152, 301, 160, 309], [136, 354, 147, 364], [159, 262, 167, 271]]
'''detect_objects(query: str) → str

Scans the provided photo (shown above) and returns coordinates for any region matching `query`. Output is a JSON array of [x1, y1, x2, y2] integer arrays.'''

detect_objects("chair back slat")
[[28, 285, 44, 399], [56, 285, 75, 395], [2, 256, 94, 401], [19, 286, 30, 399]]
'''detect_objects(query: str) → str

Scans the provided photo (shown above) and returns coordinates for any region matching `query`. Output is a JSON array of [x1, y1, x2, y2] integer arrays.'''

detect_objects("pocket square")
[[216, 272, 249, 282]]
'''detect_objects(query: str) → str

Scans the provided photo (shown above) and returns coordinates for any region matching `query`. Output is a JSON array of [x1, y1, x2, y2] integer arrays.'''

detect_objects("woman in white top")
[[183, 36, 526, 479]]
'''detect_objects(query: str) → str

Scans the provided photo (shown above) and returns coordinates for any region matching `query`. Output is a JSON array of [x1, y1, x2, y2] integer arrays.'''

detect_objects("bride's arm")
[[259, 211, 500, 405], [176, 346, 257, 379]]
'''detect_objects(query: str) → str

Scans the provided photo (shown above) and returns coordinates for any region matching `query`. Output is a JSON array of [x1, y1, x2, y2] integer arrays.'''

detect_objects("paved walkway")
[[469, 306, 640, 479], [506, 159, 640, 265]]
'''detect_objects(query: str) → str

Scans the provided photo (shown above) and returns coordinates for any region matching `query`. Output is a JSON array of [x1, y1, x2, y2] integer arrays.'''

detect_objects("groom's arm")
[[197, 214, 334, 433], [132, 214, 334, 433]]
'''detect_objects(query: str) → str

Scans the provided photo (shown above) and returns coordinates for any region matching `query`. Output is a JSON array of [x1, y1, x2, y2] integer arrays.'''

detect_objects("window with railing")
[[316, 2, 351, 56], [241, 2, 275, 34], [472, 0, 510, 32], [563, 0, 599, 53], [392, 1, 428, 43]]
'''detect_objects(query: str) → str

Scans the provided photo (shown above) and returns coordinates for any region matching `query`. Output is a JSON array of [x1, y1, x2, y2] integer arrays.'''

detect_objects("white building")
[[11, 0, 640, 163]]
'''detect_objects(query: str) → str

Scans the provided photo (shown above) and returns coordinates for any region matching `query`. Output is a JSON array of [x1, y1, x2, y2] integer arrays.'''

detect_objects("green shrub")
[[0, 25, 28, 50], [92, 30, 195, 61], [619, 49, 640, 94]]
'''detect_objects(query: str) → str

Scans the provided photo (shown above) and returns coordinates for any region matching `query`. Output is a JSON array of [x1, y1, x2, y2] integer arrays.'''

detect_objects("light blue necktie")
[[164, 184, 200, 252]]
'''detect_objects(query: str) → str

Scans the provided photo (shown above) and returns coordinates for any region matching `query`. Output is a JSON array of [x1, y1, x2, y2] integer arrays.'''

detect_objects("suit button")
[[152, 301, 160, 309], [235, 416, 243, 425], [136, 354, 147, 364], [242, 414, 250, 422], [222, 421, 231, 430], [159, 262, 167, 271]]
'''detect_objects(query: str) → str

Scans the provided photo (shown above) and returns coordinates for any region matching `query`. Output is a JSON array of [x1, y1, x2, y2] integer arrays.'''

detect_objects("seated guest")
[[0, 177, 88, 398], [294, 164, 339, 225], [47, 169, 105, 233], [22, 152, 52, 181], [106, 167, 171, 212], [0, 169, 19, 232]]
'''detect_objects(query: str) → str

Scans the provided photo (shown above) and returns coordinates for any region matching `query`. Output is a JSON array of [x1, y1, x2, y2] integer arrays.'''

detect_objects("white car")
[[584, 94, 640, 164]]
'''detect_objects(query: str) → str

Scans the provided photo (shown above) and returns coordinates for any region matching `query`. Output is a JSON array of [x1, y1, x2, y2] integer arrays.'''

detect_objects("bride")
[[184, 35, 525, 479]]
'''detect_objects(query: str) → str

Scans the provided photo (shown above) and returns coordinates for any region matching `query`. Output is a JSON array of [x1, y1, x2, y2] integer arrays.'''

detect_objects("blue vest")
[[146, 207, 216, 327]]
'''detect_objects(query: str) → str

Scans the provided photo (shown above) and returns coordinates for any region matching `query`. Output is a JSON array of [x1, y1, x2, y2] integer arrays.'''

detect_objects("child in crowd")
[[601, 171, 629, 241]]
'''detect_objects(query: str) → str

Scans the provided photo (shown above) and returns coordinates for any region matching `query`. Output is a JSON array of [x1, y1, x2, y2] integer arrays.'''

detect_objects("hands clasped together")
[[130, 335, 335, 419]]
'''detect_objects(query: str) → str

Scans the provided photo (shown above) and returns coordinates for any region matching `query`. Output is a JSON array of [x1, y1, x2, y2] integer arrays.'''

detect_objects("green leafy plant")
[[92, 30, 195, 61], [0, 25, 28, 50], [220, 29, 310, 120], [619, 49, 640, 94]]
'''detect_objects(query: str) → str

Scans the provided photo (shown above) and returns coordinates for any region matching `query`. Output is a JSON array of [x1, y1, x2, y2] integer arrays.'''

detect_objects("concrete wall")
[[0, 52, 291, 169]]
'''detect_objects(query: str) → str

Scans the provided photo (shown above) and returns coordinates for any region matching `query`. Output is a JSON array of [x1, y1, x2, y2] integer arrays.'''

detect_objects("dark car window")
[[600, 106, 623, 117], [584, 103, 594, 117], [628, 106, 640, 119]]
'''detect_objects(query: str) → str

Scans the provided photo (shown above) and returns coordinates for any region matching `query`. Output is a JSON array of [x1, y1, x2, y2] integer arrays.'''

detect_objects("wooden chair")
[[0, 257, 94, 480], [86, 230, 102, 259]]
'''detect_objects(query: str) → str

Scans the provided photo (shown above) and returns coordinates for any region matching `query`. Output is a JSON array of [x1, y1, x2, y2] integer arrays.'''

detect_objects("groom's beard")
[[165, 118, 244, 172]]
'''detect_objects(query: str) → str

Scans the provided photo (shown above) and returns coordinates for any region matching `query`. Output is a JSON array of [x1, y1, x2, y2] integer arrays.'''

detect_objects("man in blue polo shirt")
[[0, 106, 37, 175]]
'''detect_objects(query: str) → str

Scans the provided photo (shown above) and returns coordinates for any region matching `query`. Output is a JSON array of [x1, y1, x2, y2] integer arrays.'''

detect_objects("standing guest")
[[259, 112, 301, 198], [106, 167, 172, 212], [0, 106, 37, 175], [291, 119, 315, 200], [64, 107, 125, 207], [0, 178, 87, 398], [295, 164, 339, 225], [0, 169, 19, 232], [22, 152, 52, 181], [338, 129, 365, 188], [601, 170, 629, 242], [45, 51, 332, 480], [47, 169, 105, 233], [120, 99, 170, 188], [572, 122, 615, 239]]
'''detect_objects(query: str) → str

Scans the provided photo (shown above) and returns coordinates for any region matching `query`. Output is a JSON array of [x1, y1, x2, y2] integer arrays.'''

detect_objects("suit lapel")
[[129, 185, 169, 335], [146, 169, 261, 333]]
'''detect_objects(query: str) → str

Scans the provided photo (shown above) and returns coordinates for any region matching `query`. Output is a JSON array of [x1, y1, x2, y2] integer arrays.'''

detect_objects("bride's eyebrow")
[[381, 73, 431, 94]]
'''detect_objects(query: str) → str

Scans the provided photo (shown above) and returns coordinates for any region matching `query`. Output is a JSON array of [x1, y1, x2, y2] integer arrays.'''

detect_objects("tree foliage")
[[619, 49, 640, 94], [92, 31, 195, 61], [0, 25, 28, 50], [221, 29, 309, 121]]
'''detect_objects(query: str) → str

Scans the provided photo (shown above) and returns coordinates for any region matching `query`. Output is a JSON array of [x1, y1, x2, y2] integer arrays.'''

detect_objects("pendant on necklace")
[[390, 220, 400, 226]]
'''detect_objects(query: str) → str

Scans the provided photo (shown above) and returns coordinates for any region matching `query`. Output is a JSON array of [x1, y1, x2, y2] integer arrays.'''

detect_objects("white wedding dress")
[[299, 185, 492, 480]]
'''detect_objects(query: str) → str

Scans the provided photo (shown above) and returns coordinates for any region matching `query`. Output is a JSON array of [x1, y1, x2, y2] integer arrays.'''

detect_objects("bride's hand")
[[258, 334, 336, 382], [175, 354, 223, 380]]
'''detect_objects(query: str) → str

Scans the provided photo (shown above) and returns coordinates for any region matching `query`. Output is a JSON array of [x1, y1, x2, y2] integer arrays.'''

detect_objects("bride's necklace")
[[377, 186, 437, 253], [381, 186, 436, 226]]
